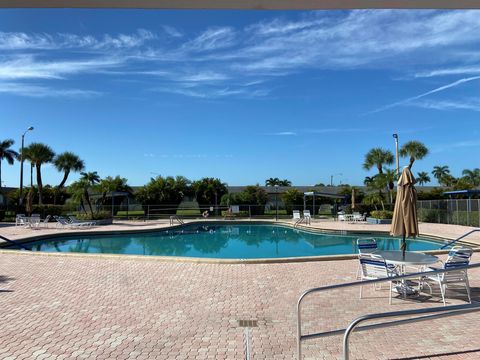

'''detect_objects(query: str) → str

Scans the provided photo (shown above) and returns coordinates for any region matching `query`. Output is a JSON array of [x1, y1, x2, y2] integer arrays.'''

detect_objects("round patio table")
[[375, 250, 440, 297], [374, 250, 439, 267]]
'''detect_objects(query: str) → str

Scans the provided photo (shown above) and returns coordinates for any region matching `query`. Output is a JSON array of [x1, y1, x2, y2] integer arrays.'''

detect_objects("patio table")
[[375, 250, 440, 297]]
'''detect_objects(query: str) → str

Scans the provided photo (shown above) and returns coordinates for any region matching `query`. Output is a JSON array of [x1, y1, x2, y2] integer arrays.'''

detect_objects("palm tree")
[[381, 169, 396, 204], [399, 140, 428, 170], [417, 171, 431, 186], [363, 176, 375, 187], [363, 148, 394, 174], [79, 171, 101, 216], [0, 139, 18, 188], [54, 152, 85, 188], [20, 147, 35, 187], [278, 179, 292, 186], [462, 168, 480, 187], [432, 165, 450, 186], [23, 143, 55, 204], [265, 177, 280, 186]]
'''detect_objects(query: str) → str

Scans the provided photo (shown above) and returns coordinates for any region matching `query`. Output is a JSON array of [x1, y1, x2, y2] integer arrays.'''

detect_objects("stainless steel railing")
[[0, 235, 30, 250], [297, 262, 480, 359], [169, 215, 185, 226], [441, 229, 480, 249]]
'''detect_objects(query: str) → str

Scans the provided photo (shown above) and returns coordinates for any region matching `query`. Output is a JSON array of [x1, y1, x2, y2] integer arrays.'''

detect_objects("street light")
[[19, 126, 34, 205], [393, 133, 399, 177], [330, 173, 342, 186], [274, 184, 279, 221]]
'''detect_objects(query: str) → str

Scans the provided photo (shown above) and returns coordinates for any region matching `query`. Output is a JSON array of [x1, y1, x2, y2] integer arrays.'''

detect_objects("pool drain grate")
[[238, 320, 257, 360]]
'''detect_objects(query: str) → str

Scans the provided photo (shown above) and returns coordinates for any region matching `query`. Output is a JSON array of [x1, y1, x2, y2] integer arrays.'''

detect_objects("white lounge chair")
[[67, 215, 96, 227], [42, 215, 51, 228], [54, 216, 90, 229], [359, 253, 399, 304], [422, 246, 472, 306], [303, 210, 311, 225], [292, 210, 301, 220]]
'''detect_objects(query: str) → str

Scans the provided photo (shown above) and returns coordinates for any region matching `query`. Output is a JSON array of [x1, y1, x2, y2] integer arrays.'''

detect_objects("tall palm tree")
[[265, 177, 280, 186], [363, 148, 394, 174], [417, 171, 431, 186], [432, 165, 450, 185], [0, 139, 18, 188], [462, 168, 480, 187], [363, 176, 375, 187], [399, 140, 428, 170], [20, 147, 35, 187], [54, 152, 85, 188], [79, 171, 101, 215], [23, 143, 55, 204]]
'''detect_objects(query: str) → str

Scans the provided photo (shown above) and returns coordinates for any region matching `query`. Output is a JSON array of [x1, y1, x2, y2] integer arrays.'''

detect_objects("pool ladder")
[[169, 215, 184, 226]]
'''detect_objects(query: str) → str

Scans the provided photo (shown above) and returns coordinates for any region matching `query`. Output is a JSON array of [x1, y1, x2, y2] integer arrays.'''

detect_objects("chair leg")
[[359, 284, 363, 299], [389, 281, 392, 305], [465, 277, 472, 304], [440, 283, 446, 306]]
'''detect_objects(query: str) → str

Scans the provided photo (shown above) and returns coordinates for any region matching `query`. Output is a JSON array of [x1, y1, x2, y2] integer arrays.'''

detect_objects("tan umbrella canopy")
[[390, 167, 419, 254]]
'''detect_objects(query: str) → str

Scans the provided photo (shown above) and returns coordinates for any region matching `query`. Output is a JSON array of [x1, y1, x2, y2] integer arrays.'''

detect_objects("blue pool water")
[[9, 224, 447, 259]]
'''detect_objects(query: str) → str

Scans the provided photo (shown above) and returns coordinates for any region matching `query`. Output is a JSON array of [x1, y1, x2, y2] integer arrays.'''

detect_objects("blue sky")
[[0, 9, 479, 187]]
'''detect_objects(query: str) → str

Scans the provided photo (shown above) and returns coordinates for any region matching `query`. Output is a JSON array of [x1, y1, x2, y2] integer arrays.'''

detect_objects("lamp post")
[[393, 133, 399, 177], [274, 184, 279, 221], [19, 126, 34, 205], [330, 173, 342, 186]]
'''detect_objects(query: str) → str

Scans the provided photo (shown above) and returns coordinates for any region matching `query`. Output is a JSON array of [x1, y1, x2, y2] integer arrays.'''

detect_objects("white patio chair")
[[422, 246, 473, 306], [359, 253, 399, 305], [15, 214, 26, 227], [54, 216, 88, 229], [356, 238, 378, 279], [303, 210, 311, 225], [292, 210, 301, 220]]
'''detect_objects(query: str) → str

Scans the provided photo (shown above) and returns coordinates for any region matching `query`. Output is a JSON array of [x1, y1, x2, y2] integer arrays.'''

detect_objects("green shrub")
[[370, 210, 394, 219], [417, 208, 439, 223], [451, 211, 480, 227]]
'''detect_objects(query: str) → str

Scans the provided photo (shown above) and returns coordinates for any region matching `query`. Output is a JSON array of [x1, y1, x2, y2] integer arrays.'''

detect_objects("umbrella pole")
[[401, 234, 406, 258]]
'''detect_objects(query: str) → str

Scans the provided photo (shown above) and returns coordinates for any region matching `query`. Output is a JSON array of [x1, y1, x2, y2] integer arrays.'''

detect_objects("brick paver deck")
[[1, 251, 479, 359]]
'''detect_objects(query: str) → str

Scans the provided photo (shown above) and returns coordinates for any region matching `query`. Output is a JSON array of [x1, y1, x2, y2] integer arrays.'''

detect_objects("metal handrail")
[[441, 228, 480, 249], [294, 218, 304, 228], [169, 215, 184, 226], [0, 235, 30, 250], [297, 262, 480, 359], [343, 303, 480, 360]]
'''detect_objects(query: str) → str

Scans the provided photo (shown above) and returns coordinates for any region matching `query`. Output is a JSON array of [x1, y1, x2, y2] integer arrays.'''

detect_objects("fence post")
[[147, 205, 150, 222], [249, 205, 251, 219], [467, 198, 470, 227], [456, 200, 459, 225]]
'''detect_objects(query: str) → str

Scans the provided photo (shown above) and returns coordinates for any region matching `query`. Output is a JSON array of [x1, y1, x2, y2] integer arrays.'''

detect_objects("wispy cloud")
[[414, 66, 480, 78], [369, 76, 480, 113], [267, 131, 297, 136], [410, 99, 480, 112], [0, 82, 102, 98], [2, 11, 480, 100], [432, 140, 480, 153]]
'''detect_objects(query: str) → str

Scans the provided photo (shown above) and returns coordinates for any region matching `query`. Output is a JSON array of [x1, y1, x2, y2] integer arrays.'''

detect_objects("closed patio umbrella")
[[351, 188, 356, 211], [390, 167, 419, 257]]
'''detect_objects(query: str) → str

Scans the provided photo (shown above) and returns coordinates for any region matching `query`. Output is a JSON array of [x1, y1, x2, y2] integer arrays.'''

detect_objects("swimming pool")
[[6, 223, 448, 259]]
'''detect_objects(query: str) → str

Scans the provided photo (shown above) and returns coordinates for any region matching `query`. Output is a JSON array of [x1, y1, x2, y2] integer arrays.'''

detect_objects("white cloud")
[[0, 82, 102, 98], [432, 140, 480, 153], [369, 76, 480, 113], [267, 131, 297, 136], [0, 55, 123, 80], [182, 27, 236, 52], [414, 66, 480, 78], [410, 99, 480, 112], [0, 29, 155, 50]]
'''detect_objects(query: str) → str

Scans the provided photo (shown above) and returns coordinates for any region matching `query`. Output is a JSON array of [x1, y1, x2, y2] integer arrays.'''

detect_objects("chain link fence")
[[417, 199, 480, 227]]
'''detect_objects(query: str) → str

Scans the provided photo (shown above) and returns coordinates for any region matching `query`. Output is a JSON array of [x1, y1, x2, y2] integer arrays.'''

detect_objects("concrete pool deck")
[[1, 219, 480, 359], [1, 250, 480, 359]]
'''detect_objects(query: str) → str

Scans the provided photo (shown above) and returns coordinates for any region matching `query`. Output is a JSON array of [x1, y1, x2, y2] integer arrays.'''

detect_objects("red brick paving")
[[0, 252, 479, 359]]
